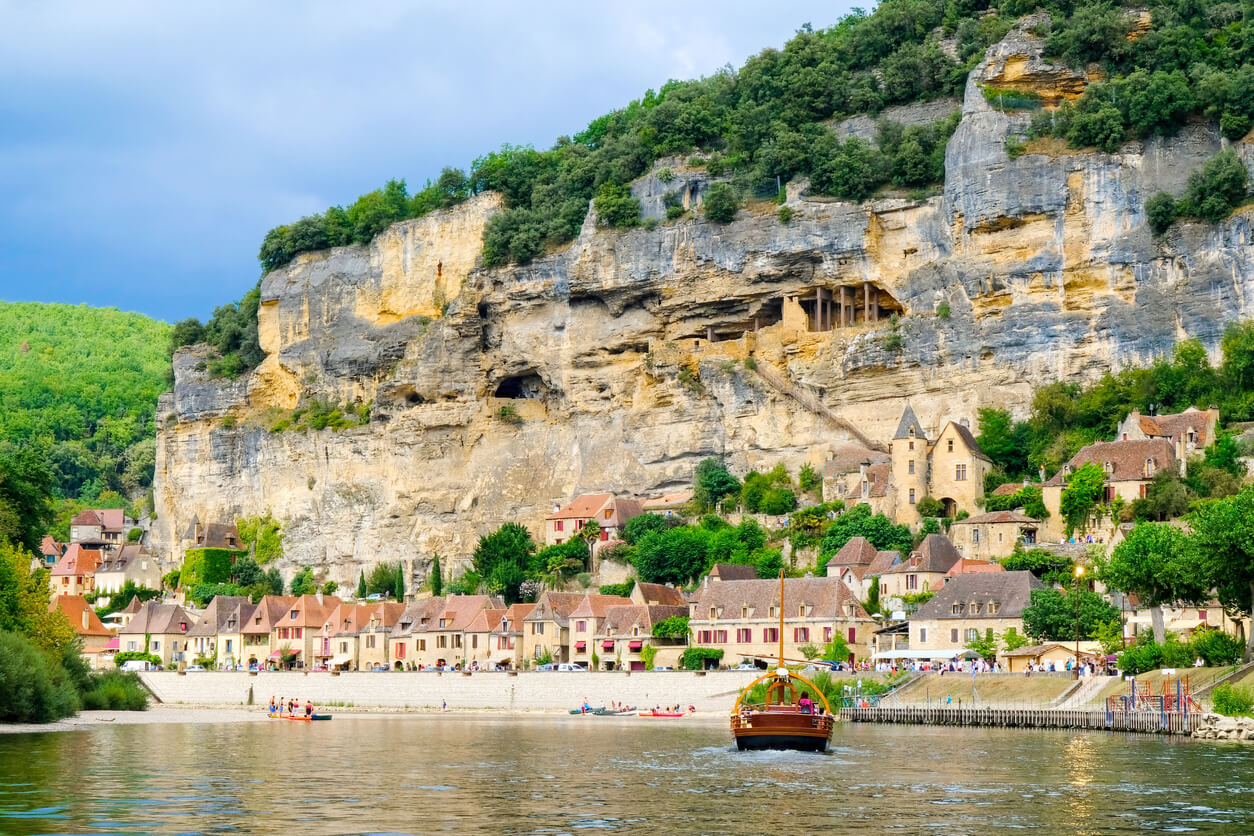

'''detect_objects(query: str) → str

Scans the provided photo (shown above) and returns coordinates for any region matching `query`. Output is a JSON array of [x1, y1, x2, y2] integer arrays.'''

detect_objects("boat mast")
[[777, 569, 784, 669]]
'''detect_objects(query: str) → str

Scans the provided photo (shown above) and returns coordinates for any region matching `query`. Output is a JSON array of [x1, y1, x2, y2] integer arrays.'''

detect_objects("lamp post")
[[1073, 565, 1086, 681]]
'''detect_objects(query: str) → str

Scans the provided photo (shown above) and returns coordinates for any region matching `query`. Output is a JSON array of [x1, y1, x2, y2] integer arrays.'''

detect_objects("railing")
[[839, 705, 1195, 734]]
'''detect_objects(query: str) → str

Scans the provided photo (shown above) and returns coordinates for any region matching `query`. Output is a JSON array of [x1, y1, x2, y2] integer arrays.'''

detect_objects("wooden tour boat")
[[730, 571, 835, 752]]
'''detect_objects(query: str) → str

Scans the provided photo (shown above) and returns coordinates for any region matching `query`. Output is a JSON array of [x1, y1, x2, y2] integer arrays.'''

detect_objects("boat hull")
[[734, 731, 829, 752]]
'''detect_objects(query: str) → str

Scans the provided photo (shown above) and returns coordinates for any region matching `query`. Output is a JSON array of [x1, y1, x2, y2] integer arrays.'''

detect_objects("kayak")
[[268, 713, 333, 721], [637, 711, 685, 717], [568, 707, 604, 714]]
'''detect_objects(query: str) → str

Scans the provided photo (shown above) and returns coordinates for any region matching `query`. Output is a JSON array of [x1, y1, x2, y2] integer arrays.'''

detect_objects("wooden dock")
[[839, 706, 1195, 735]]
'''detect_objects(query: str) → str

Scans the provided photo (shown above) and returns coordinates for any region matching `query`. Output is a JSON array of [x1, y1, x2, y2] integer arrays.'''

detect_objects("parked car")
[[184, 664, 206, 672], [555, 663, 585, 672], [732, 663, 757, 671], [653, 666, 674, 671]]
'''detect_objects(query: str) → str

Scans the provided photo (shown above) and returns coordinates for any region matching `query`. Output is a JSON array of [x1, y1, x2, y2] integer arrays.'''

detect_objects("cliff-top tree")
[[473, 522, 537, 603], [356, 569, 367, 599]]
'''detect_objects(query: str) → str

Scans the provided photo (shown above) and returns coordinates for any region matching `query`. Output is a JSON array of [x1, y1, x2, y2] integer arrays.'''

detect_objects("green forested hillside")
[[0, 302, 170, 506]]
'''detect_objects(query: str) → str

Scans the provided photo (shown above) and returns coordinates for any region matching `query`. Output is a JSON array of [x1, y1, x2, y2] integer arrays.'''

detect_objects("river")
[[1, 715, 1253, 834]]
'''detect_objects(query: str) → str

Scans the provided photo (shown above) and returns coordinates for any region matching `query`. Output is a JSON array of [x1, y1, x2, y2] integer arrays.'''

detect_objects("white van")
[[120, 660, 158, 672]]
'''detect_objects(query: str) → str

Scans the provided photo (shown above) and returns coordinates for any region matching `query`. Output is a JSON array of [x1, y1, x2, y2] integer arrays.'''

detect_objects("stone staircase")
[[1052, 676, 1108, 709], [750, 359, 886, 452]]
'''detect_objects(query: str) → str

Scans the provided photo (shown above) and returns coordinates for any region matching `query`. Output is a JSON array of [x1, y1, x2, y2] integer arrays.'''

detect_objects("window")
[[764, 628, 779, 643], [947, 439, 954, 453], [366, 635, 376, 648], [736, 628, 751, 643], [966, 628, 979, 642], [909, 489, 916, 504], [396, 644, 405, 658], [769, 606, 777, 618], [919, 628, 927, 643], [1103, 461, 1113, 475], [715, 630, 727, 643], [340, 642, 348, 653], [1199, 610, 1208, 621], [794, 628, 810, 643], [710, 607, 717, 620], [824, 627, 832, 641], [956, 463, 967, 481], [576, 620, 587, 633], [908, 440, 915, 451], [907, 574, 917, 590], [972, 529, 980, 544], [861, 480, 869, 498], [950, 629, 958, 643], [698, 630, 713, 643], [472, 635, 478, 649], [418, 639, 426, 651], [798, 605, 806, 618], [294, 628, 302, 639], [1104, 485, 1116, 503], [951, 604, 961, 615], [1145, 458, 1156, 477], [225, 639, 233, 653], [599, 529, 608, 541], [880, 582, 887, 595], [908, 460, 915, 474], [437, 635, 448, 648], [532, 623, 544, 635], [987, 602, 998, 615], [848, 627, 856, 643], [152, 641, 161, 651], [127, 640, 137, 652], [555, 520, 563, 532], [604, 509, 612, 519], [291, 611, 297, 620], [741, 606, 748, 619], [968, 602, 978, 615]]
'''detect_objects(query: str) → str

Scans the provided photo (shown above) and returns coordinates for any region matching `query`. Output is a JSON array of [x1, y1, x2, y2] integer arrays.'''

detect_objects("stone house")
[[948, 511, 1041, 559], [523, 592, 586, 665], [389, 597, 448, 669], [181, 516, 244, 550], [822, 407, 993, 527], [486, 602, 535, 670], [877, 534, 963, 609], [39, 535, 64, 570], [186, 595, 253, 668], [823, 536, 901, 600], [567, 594, 634, 668], [1115, 406, 1219, 455], [688, 576, 875, 666], [69, 508, 131, 552], [49, 544, 103, 596], [356, 602, 406, 670], [403, 595, 503, 669], [94, 544, 162, 595], [596, 603, 690, 670], [317, 602, 371, 670], [1040, 438, 1179, 541], [50, 594, 113, 668], [906, 571, 1044, 660], [119, 602, 198, 668], [269, 594, 342, 668], [642, 490, 694, 517], [544, 493, 643, 553], [241, 595, 295, 668]]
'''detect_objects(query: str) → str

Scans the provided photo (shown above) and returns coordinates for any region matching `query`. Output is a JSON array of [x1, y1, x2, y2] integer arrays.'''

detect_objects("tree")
[[232, 555, 264, 587], [915, 496, 945, 518], [289, 567, 316, 597], [578, 519, 602, 567], [472, 523, 537, 603], [366, 562, 399, 598], [694, 458, 740, 510], [1021, 588, 1121, 642], [817, 504, 913, 573], [264, 567, 284, 596], [356, 569, 367, 599], [622, 513, 673, 544], [999, 547, 1073, 585], [1145, 192, 1177, 235], [965, 629, 1000, 661], [431, 554, 443, 596], [1103, 522, 1209, 644], [1060, 462, 1106, 535], [395, 564, 405, 600], [822, 632, 850, 663], [798, 464, 821, 495], [1182, 150, 1250, 223], [0, 543, 74, 652], [976, 407, 1031, 476], [702, 183, 739, 222], [0, 445, 55, 553], [236, 513, 283, 564], [1002, 627, 1030, 652], [1191, 485, 1254, 658], [633, 527, 710, 585], [593, 183, 641, 228]]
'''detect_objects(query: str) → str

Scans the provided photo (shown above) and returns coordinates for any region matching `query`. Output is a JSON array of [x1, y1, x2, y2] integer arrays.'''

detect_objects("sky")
[[0, 2, 856, 323]]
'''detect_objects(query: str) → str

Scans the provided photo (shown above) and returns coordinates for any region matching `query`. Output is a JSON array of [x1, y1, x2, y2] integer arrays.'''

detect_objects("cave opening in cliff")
[[494, 373, 546, 399]]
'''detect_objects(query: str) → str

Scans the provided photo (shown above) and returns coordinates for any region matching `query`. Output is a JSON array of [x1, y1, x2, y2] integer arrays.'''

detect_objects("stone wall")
[[1192, 712, 1254, 741]]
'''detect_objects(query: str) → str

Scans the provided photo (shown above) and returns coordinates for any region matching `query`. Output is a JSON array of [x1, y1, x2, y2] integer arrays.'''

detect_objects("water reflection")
[[0, 718, 1252, 834]]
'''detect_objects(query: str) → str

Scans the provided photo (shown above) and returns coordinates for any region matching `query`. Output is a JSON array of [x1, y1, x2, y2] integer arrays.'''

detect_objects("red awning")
[[628, 641, 643, 650], [268, 649, 301, 658], [575, 641, 586, 650], [601, 640, 615, 650]]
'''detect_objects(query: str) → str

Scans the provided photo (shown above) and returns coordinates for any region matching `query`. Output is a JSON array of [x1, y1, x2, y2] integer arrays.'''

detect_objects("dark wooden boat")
[[730, 572, 835, 752]]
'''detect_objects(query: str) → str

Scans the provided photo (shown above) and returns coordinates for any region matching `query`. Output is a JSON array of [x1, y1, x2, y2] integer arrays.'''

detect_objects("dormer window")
[[741, 606, 748, 619], [951, 604, 961, 615], [290, 611, 297, 620], [769, 606, 778, 618], [709, 607, 717, 620], [1063, 464, 1072, 477], [1144, 458, 1156, 477], [861, 480, 869, 498], [988, 602, 998, 615], [798, 605, 805, 618], [1103, 461, 1113, 475], [909, 427, 915, 438], [968, 602, 978, 615]]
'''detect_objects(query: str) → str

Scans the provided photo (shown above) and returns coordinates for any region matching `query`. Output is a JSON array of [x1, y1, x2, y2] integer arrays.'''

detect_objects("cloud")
[[0, 1, 852, 321]]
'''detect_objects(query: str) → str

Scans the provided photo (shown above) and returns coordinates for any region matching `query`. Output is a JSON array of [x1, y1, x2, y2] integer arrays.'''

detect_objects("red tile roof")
[[632, 582, 687, 607], [1044, 438, 1176, 486], [51, 543, 103, 576], [827, 537, 879, 567], [50, 594, 112, 637], [569, 594, 634, 620]]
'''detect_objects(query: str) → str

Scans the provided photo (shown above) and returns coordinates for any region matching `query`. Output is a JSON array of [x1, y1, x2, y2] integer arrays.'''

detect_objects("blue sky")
[[0, 2, 854, 323]]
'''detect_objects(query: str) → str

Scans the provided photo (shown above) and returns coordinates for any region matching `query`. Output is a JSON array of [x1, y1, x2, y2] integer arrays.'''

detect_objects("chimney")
[[82, 610, 89, 631], [316, 591, 323, 606]]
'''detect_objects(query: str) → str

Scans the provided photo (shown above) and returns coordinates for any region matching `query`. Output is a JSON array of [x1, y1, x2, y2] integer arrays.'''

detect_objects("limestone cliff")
[[153, 20, 1254, 584]]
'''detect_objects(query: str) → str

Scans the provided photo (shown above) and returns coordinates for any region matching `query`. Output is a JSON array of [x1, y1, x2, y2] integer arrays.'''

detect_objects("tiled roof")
[[708, 563, 758, 581], [943, 558, 1006, 578], [569, 594, 634, 620], [1043, 438, 1175, 486], [279, 594, 343, 629], [70, 509, 102, 527], [187, 522, 244, 550], [632, 582, 686, 607], [828, 536, 879, 567], [547, 493, 612, 520], [120, 601, 197, 635], [187, 596, 253, 636], [50, 594, 112, 637], [491, 602, 536, 635], [894, 406, 926, 440], [547, 493, 643, 528], [40, 535, 63, 557], [643, 490, 694, 510], [821, 445, 889, 478], [951, 510, 1040, 526], [692, 577, 869, 621], [51, 543, 103, 576], [393, 597, 449, 637], [525, 592, 587, 626], [120, 596, 144, 614], [97, 543, 151, 574], [464, 607, 506, 634], [943, 422, 992, 463], [912, 571, 1044, 620], [867, 550, 902, 575], [990, 481, 1032, 496], [434, 594, 501, 631], [244, 595, 297, 634], [882, 534, 962, 575], [863, 463, 891, 498], [598, 604, 689, 637]]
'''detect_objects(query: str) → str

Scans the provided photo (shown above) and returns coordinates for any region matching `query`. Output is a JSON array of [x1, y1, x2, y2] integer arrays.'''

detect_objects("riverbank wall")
[[140, 670, 763, 712], [1192, 713, 1254, 741], [839, 705, 1197, 734]]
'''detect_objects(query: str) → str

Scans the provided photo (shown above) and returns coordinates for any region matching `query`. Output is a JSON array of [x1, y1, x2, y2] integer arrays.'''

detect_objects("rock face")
[[153, 19, 1254, 584]]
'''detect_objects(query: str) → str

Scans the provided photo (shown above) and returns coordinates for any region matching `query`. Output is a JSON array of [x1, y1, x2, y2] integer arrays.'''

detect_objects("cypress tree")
[[431, 554, 443, 596], [395, 564, 405, 600], [356, 569, 366, 599]]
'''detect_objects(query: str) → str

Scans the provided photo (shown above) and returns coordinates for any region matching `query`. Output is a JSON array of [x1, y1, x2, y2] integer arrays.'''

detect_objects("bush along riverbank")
[[0, 630, 148, 724]]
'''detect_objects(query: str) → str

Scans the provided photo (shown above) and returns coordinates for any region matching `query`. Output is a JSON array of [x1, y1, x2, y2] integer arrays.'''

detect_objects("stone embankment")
[[141, 670, 759, 713], [841, 705, 1196, 734], [1192, 713, 1254, 742]]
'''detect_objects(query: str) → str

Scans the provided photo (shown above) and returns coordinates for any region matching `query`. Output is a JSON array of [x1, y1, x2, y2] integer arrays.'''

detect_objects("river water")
[[1, 715, 1253, 835]]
